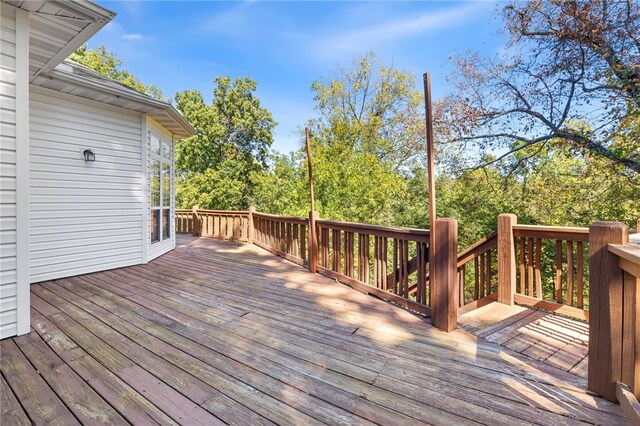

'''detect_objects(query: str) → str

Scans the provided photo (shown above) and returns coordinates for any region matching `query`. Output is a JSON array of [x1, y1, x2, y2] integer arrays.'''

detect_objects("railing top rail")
[[316, 219, 430, 242], [253, 211, 308, 224], [513, 224, 589, 241], [457, 231, 497, 266], [196, 209, 249, 215], [609, 243, 640, 278]]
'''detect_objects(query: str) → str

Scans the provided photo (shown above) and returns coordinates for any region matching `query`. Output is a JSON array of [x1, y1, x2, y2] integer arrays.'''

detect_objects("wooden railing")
[[252, 212, 309, 266], [198, 209, 250, 242], [315, 219, 432, 316], [457, 232, 498, 315], [175, 209, 195, 234], [512, 225, 589, 321], [588, 222, 640, 404], [496, 214, 590, 321], [176, 208, 250, 242]]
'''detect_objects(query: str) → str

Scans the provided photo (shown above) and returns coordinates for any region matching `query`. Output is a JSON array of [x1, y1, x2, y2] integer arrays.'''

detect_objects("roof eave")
[[47, 67, 197, 139]]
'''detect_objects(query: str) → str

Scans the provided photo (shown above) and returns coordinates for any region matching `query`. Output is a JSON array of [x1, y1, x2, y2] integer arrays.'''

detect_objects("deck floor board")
[[0, 235, 629, 425], [458, 301, 590, 377]]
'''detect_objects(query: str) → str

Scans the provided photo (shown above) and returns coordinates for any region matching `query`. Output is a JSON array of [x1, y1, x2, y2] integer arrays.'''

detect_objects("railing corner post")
[[432, 218, 458, 332], [192, 205, 200, 237], [248, 207, 255, 244], [497, 213, 517, 305], [309, 210, 319, 273], [588, 221, 629, 401]]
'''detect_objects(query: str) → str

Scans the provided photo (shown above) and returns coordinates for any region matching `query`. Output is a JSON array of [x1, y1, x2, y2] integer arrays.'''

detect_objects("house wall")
[[1, 3, 28, 339], [29, 86, 144, 283]]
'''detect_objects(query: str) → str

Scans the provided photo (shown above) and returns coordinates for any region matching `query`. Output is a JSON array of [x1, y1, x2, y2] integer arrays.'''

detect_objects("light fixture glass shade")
[[83, 149, 95, 162]]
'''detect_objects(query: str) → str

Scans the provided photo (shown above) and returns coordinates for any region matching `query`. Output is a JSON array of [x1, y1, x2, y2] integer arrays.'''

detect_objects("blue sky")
[[92, 1, 505, 153]]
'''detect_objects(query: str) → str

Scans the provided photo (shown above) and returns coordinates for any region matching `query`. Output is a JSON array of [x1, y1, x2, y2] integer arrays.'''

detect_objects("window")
[[150, 134, 172, 244]]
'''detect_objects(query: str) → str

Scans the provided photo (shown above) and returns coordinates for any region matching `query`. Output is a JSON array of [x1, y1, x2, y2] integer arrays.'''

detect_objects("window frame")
[[149, 133, 173, 244]]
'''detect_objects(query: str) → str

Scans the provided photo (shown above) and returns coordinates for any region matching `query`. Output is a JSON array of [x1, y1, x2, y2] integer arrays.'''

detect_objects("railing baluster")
[[527, 237, 534, 297], [346, 232, 354, 278], [382, 237, 388, 291], [480, 253, 486, 298], [474, 257, 479, 301], [556, 239, 563, 303], [402, 240, 409, 298], [519, 237, 526, 294], [577, 241, 584, 308], [567, 240, 574, 306], [535, 238, 542, 299], [485, 249, 491, 297], [300, 224, 307, 261]]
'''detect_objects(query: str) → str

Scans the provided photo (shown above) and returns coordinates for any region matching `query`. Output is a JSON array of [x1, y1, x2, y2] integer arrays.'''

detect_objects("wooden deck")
[[458, 303, 589, 378], [1, 235, 629, 425]]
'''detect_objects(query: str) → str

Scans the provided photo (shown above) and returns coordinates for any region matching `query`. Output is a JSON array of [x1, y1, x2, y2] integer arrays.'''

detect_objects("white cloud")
[[201, 1, 255, 35], [308, 3, 491, 60], [122, 33, 144, 41]]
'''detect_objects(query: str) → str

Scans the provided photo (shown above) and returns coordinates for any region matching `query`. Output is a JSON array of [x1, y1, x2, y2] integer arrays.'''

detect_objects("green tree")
[[70, 45, 164, 99], [174, 76, 277, 209], [299, 53, 421, 223]]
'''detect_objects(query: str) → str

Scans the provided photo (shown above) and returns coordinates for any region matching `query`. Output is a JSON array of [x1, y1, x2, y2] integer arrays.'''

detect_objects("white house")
[[0, 0, 196, 339]]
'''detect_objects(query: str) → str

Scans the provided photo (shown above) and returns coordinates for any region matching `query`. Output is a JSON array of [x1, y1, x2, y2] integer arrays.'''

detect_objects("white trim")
[[141, 114, 149, 264], [15, 7, 30, 336]]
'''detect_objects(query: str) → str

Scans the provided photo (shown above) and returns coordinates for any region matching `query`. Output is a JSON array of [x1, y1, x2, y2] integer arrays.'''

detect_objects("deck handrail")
[[313, 217, 435, 318], [587, 222, 640, 403], [252, 210, 309, 266], [497, 215, 591, 321]]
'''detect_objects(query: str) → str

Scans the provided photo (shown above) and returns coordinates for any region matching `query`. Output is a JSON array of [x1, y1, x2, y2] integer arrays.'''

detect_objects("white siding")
[[29, 86, 143, 282], [0, 2, 17, 339]]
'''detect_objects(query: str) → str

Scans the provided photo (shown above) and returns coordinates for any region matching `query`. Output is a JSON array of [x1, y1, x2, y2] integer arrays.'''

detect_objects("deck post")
[[432, 218, 458, 332], [309, 211, 319, 273], [588, 221, 629, 401], [192, 205, 200, 237], [497, 214, 517, 305], [248, 207, 255, 244]]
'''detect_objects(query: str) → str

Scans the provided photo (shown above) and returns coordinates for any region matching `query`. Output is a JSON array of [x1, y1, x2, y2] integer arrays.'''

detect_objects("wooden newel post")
[[192, 205, 200, 237], [497, 214, 517, 305], [248, 207, 255, 244], [432, 218, 458, 332], [588, 221, 629, 402], [309, 211, 319, 273]]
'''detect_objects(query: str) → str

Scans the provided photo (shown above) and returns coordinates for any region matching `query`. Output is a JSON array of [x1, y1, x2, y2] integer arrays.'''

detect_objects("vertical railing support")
[[588, 221, 629, 401], [497, 214, 517, 305], [309, 211, 319, 273], [432, 218, 458, 332], [192, 205, 200, 237], [248, 207, 255, 244]]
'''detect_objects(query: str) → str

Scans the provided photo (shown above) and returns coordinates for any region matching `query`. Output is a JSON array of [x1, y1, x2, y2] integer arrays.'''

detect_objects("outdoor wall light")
[[83, 149, 96, 162]]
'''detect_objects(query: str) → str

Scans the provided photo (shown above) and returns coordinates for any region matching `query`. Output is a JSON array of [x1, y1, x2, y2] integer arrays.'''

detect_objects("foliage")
[[249, 152, 309, 217], [394, 145, 639, 248], [439, 0, 640, 174], [174, 76, 277, 209], [70, 45, 164, 99], [258, 53, 420, 223]]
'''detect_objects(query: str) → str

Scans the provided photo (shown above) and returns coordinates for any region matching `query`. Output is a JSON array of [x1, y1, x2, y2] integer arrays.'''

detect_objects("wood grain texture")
[[432, 218, 458, 332], [588, 222, 629, 401], [497, 214, 517, 305], [1, 235, 630, 425]]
